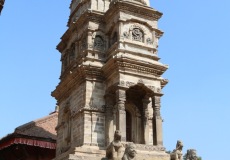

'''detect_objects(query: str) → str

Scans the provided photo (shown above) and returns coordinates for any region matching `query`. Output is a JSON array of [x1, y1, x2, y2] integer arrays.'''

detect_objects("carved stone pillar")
[[105, 94, 114, 145], [143, 96, 150, 144], [118, 21, 124, 40], [152, 95, 163, 146], [88, 31, 93, 49], [116, 88, 126, 141]]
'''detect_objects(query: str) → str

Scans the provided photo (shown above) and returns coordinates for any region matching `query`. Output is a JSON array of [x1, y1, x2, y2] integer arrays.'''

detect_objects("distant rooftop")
[[0, 111, 58, 150]]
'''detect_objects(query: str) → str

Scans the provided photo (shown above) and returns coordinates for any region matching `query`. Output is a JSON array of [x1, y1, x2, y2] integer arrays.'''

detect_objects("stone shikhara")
[[52, 0, 169, 159]]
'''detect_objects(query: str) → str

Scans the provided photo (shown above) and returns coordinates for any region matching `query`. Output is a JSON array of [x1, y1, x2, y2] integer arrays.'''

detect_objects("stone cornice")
[[105, 0, 162, 22], [160, 78, 169, 88], [106, 48, 160, 62], [52, 65, 103, 102], [103, 55, 168, 78], [68, 0, 91, 26], [72, 106, 105, 119], [57, 11, 105, 53], [52, 67, 84, 102]]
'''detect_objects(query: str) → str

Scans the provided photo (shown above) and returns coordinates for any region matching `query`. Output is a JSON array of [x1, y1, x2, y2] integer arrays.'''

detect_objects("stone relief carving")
[[130, 24, 146, 33], [117, 102, 126, 111], [185, 149, 198, 160], [126, 81, 135, 87], [156, 87, 161, 93], [94, 35, 104, 50], [132, 28, 144, 42], [106, 130, 123, 160], [147, 86, 155, 92], [146, 38, 153, 45], [119, 80, 125, 86], [170, 140, 183, 160], [122, 143, 137, 160], [138, 79, 144, 84], [123, 31, 130, 39], [119, 81, 159, 93]]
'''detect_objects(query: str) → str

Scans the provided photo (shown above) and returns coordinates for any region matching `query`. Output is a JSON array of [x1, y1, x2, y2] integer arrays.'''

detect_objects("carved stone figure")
[[123, 31, 129, 39], [170, 140, 183, 160], [185, 149, 197, 160], [106, 130, 123, 160], [132, 28, 143, 42], [94, 35, 104, 50], [122, 143, 137, 160], [146, 38, 153, 45]]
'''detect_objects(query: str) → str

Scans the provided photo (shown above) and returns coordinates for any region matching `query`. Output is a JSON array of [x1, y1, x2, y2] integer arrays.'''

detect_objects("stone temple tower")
[[52, 0, 169, 159]]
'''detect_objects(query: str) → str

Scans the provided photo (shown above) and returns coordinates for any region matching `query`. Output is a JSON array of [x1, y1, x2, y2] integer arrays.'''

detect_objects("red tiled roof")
[[14, 112, 58, 140], [0, 111, 58, 150]]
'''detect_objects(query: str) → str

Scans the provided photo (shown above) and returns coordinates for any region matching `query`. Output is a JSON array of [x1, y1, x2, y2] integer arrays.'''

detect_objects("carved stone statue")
[[122, 143, 137, 160], [106, 130, 123, 160], [185, 149, 197, 160], [170, 140, 183, 160]]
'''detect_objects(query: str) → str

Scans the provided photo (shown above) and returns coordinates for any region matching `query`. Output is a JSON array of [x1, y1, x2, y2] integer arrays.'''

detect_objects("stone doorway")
[[126, 110, 132, 142], [125, 84, 153, 144]]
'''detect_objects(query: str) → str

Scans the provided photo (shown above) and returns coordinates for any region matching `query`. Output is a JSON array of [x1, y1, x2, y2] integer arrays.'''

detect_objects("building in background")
[[0, 110, 58, 160]]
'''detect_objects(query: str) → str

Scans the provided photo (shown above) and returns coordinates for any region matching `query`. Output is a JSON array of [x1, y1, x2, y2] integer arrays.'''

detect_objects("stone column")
[[118, 21, 124, 40], [143, 96, 150, 144], [105, 94, 114, 145], [116, 88, 126, 141], [88, 31, 93, 49], [152, 95, 163, 146]]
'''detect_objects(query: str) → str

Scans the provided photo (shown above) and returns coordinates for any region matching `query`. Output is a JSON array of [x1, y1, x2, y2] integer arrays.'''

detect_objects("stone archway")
[[125, 84, 153, 144], [125, 102, 142, 144], [105, 83, 163, 146]]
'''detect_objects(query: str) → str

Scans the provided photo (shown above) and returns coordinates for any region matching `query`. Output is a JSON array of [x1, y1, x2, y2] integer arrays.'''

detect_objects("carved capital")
[[117, 100, 125, 111], [116, 88, 126, 102], [88, 31, 93, 36], [152, 96, 161, 105], [152, 96, 161, 117], [143, 96, 151, 107]]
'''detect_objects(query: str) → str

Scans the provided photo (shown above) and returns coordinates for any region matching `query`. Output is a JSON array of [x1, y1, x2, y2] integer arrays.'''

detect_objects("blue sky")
[[1, 1, 229, 159]]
